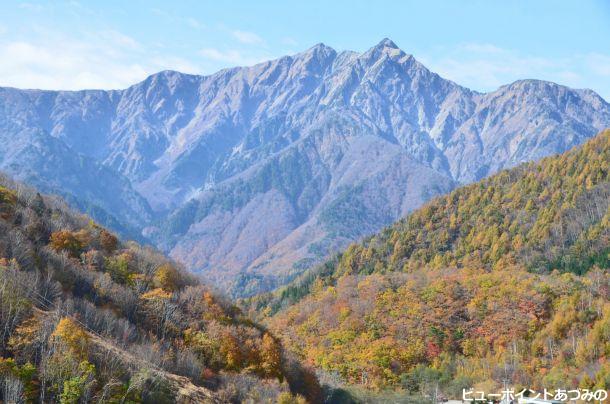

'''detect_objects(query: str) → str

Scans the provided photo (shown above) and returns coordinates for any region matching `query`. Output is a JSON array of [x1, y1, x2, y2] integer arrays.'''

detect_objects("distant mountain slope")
[[1, 39, 609, 294], [0, 174, 321, 403], [250, 129, 610, 394]]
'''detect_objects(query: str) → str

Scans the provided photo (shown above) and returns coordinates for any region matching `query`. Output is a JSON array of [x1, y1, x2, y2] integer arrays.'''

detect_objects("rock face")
[[1, 38, 609, 295]]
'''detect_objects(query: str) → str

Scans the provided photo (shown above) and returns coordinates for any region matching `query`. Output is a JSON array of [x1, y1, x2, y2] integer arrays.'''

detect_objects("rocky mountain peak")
[[355, 38, 417, 76], [376, 37, 399, 49], [299, 42, 337, 60], [0, 40, 609, 295]]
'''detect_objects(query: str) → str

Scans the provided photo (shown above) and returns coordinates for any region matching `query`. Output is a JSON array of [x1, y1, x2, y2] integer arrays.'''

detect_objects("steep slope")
[[1, 39, 609, 294], [252, 130, 610, 395], [0, 174, 321, 403], [0, 89, 153, 240], [444, 80, 610, 182]]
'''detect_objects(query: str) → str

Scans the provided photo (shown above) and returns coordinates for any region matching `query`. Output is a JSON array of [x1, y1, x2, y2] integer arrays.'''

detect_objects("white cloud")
[[199, 47, 260, 66], [232, 30, 263, 45], [99, 30, 140, 50], [3, 27, 607, 101], [0, 16, 278, 91], [281, 37, 298, 46], [186, 18, 204, 29], [417, 42, 610, 101], [200, 48, 242, 63], [458, 43, 505, 54], [0, 30, 200, 90]]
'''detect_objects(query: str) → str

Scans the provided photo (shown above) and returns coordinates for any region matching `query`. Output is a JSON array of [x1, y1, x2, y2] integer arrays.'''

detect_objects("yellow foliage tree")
[[49, 231, 84, 258], [154, 263, 183, 292], [52, 317, 90, 359], [277, 392, 307, 404], [259, 333, 283, 380]]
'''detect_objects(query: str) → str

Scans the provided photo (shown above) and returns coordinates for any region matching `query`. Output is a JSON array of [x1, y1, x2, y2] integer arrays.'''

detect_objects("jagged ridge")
[[1, 39, 609, 295]]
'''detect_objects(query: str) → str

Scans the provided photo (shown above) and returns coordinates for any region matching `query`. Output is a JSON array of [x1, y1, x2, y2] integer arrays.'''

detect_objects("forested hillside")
[[250, 129, 610, 396], [2, 39, 609, 297], [0, 174, 321, 403]]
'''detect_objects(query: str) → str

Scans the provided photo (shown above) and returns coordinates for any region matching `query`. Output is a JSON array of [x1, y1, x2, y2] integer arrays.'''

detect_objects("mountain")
[[0, 174, 321, 403], [248, 130, 610, 396], [1, 39, 609, 295]]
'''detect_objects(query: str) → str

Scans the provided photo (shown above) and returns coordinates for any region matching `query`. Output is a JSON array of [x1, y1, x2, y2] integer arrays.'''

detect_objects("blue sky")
[[1, 0, 610, 99]]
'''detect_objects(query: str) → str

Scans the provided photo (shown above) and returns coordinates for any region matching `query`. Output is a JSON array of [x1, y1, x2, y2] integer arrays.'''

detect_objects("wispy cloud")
[[418, 42, 610, 99], [232, 30, 263, 45], [187, 17, 204, 29], [100, 30, 140, 50], [0, 30, 199, 90], [419, 43, 559, 90], [199, 47, 267, 66], [281, 37, 298, 46], [200, 48, 244, 63]]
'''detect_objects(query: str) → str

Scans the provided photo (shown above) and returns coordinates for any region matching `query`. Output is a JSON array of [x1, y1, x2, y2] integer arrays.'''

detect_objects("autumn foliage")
[[49, 230, 85, 257], [99, 229, 118, 253], [0, 173, 320, 403], [258, 130, 610, 394], [154, 263, 184, 292], [52, 317, 90, 359]]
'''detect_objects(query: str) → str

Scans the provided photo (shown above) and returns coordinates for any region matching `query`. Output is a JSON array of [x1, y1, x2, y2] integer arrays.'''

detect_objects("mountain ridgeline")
[[1, 39, 610, 295], [248, 130, 610, 396], [0, 174, 322, 403]]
